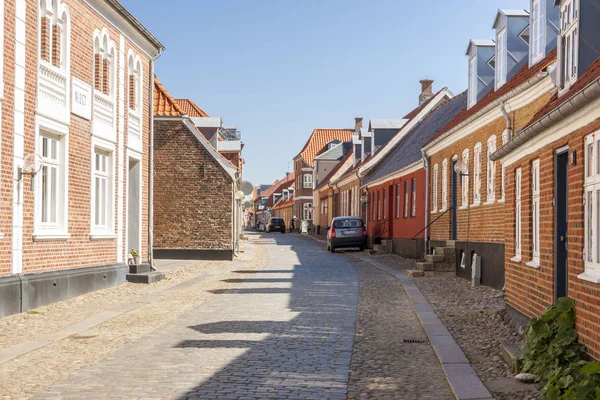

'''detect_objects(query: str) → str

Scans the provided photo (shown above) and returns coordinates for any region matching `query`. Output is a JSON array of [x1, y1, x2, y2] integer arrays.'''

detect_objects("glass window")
[[462, 149, 469, 207], [383, 188, 387, 219], [395, 183, 400, 219], [496, 28, 507, 88], [487, 136, 497, 202], [531, 160, 541, 263], [441, 159, 448, 211], [468, 56, 477, 107], [93, 150, 109, 229], [404, 181, 409, 218], [411, 178, 416, 217], [515, 168, 522, 258], [433, 164, 439, 212], [473, 143, 482, 204], [41, 135, 59, 225]]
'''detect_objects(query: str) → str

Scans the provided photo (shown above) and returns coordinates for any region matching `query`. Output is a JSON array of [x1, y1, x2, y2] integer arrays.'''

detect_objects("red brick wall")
[[504, 117, 600, 359], [153, 120, 233, 251], [0, 0, 153, 277], [367, 169, 426, 239]]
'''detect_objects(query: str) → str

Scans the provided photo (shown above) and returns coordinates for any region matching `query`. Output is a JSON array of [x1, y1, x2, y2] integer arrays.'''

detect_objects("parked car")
[[267, 217, 286, 233], [326, 216, 366, 252]]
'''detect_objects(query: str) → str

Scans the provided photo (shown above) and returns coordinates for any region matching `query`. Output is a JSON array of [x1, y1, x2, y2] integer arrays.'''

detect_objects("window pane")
[[588, 190, 593, 262], [50, 166, 57, 223], [597, 189, 600, 262], [589, 142, 594, 177], [41, 166, 48, 222]]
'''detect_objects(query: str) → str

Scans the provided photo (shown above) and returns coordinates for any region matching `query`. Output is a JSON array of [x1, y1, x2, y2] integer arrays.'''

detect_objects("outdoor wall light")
[[18, 153, 43, 192], [453, 160, 469, 176]]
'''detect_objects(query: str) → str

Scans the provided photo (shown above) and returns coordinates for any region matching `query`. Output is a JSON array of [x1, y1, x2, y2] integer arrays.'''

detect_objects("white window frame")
[[441, 159, 448, 211], [531, 0, 546, 64], [468, 56, 477, 108], [559, 0, 579, 91], [581, 133, 600, 282], [303, 202, 312, 220], [473, 143, 482, 205], [303, 173, 313, 189], [487, 136, 497, 203], [411, 178, 417, 218], [34, 118, 69, 240], [90, 138, 116, 239], [495, 28, 507, 89], [512, 168, 522, 261], [432, 164, 439, 213], [461, 149, 469, 208], [527, 159, 541, 268]]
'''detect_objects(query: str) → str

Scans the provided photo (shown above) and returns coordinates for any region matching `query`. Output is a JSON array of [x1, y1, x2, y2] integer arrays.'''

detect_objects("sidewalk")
[[0, 237, 265, 399]]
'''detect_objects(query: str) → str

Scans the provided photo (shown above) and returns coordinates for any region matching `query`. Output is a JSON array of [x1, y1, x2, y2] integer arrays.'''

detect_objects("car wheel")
[[359, 245, 365, 251], [329, 245, 335, 253]]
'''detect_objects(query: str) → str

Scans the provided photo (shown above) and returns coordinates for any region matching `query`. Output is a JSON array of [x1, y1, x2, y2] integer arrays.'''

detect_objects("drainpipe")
[[421, 150, 430, 256], [500, 101, 512, 143], [148, 55, 158, 271]]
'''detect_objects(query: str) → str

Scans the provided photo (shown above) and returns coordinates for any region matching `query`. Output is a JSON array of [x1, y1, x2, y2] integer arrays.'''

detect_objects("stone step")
[[445, 240, 456, 246], [425, 254, 445, 263], [416, 262, 434, 271], [129, 263, 151, 274], [372, 244, 381, 252], [500, 343, 526, 373], [405, 270, 424, 278], [431, 271, 455, 277], [126, 271, 165, 284], [434, 263, 456, 272], [435, 246, 456, 256]]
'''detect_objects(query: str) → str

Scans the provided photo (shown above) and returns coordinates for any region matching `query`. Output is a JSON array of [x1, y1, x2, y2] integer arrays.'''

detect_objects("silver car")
[[326, 216, 367, 253]]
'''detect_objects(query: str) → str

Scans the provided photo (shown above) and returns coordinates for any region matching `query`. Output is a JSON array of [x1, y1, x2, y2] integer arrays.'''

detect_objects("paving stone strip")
[[20, 234, 358, 399], [0, 239, 265, 399]]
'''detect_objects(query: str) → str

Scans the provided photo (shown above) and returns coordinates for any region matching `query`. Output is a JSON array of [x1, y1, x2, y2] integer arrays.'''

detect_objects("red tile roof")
[[526, 55, 600, 127], [174, 99, 210, 118], [427, 49, 558, 145], [259, 172, 295, 199], [297, 129, 355, 167], [154, 76, 184, 116]]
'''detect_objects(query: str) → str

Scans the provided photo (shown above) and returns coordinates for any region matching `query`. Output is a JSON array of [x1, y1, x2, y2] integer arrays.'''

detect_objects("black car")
[[267, 218, 286, 233]]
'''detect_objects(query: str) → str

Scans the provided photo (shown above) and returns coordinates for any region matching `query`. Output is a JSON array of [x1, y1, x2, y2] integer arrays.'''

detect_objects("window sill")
[[431, 210, 438, 214], [525, 260, 540, 269], [0, 232, 4, 239], [577, 272, 600, 284], [471, 201, 481, 207], [89, 233, 117, 240], [32, 233, 71, 241], [510, 255, 522, 263], [498, 198, 505, 204], [459, 205, 469, 210], [484, 199, 495, 206]]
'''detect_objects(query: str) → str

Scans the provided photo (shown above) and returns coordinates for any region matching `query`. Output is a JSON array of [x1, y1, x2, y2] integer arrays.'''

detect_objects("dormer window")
[[530, 0, 545, 62], [495, 28, 507, 89], [519, 26, 530, 45], [487, 56, 496, 70], [559, 0, 579, 90], [468, 56, 477, 108]]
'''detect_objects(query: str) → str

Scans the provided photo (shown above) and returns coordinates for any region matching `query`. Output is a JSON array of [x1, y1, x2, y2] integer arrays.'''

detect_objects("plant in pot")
[[129, 249, 140, 265]]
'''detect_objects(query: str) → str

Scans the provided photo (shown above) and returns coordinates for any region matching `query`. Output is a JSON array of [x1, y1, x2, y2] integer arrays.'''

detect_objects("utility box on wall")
[[471, 254, 481, 286]]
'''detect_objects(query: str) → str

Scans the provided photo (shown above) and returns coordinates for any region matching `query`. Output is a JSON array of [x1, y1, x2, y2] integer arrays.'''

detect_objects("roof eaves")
[[105, 0, 165, 52]]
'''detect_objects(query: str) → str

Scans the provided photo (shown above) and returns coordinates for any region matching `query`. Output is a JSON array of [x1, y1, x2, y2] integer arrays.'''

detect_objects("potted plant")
[[129, 249, 140, 265]]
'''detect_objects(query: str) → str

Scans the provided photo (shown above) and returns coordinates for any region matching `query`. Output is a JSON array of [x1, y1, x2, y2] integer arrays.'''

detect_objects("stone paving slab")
[[28, 234, 359, 399]]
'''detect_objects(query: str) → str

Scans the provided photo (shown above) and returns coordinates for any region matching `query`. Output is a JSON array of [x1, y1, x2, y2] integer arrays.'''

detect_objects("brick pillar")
[[94, 54, 102, 91], [51, 24, 62, 68], [129, 74, 136, 110], [40, 17, 51, 63], [102, 58, 110, 95]]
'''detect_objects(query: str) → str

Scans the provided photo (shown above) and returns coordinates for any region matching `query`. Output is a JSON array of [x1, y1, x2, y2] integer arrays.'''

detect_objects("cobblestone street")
[[1, 233, 472, 399]]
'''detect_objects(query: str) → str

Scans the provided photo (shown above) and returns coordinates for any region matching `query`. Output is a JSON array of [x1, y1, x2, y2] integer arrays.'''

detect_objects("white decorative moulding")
[[71, 78, 91, 120], [127, 110, 141, 151], [93, 90, 116, 141], [38, 61, 69, 124]]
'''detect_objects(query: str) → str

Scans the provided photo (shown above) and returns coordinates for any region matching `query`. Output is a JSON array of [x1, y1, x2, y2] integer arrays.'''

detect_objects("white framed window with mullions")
[[559, 0, 579, 90], [303, 173, 312, 189], [461, 149, 469, 208], [34, 121, 69, 240], [496, 28, 507, 89], [432, 164, 438, 213], [582, 133, 600, 282], [473, 143, 482, 205], [530, 0, 546, 64], [527, 159, 541, 268], [90, 138, 115, 239], [487, 136, 497, 203], [441, 159, 448, 211]]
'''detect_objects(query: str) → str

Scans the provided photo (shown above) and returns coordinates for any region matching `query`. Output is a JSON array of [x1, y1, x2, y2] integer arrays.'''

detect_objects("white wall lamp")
[[18, 153, 43, 192]]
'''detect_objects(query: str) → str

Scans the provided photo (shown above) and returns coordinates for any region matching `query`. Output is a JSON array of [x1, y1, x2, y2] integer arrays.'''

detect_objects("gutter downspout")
[[491, 75, 600, 161], [148, 53, 160, 271], [500, 101, 512, 143], [421, 150, 430, 256]]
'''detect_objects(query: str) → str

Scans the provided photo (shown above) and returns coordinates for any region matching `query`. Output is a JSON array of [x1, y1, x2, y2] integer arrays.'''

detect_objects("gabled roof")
[[466, 39, 495, 56], [492, 9, 529, 29], [296, 129, 355, 167], [154, 76, 184, 116], [174, 99, 210, 117], [363, 91, 468, 185], [260, 173, 295, 199], [105, 0, 165, 52], [427, 48, 557, 146], [315, 149, 355, 190]]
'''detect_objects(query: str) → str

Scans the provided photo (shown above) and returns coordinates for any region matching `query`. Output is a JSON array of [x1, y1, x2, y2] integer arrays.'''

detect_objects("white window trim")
[[303, 173, 313, 189], [461, 149, 469, 208], [528, 159, 541, 268], [473, 143, 482, 205], [90, 137, 116, 238], [432, 164, 439, 213], [530, 0, 546, 64], [441, 159, 448, 211], [486, 136, 497, 203], [468, 55, 477, 108], [558, 0, 579, 92], [581, 132, 600, 281], [33, 116, 70, 241], [496, 28, 507, 89], [511, 167, 522, 262], [303, 203, 312, 220], [499, 162, 506, 203]]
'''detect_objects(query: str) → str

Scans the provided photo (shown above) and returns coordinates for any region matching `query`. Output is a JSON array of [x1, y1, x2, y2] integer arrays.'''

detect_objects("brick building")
[[489, 0, 600, 357], [421, 6, 559, 290], [254, 173, 294, 231], [153, 77, 241, 260], [0, 0, 164, 317]]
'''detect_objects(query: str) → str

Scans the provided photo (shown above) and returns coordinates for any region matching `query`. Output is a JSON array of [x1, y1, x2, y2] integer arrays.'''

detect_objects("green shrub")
[[520, 297, 600, 399]]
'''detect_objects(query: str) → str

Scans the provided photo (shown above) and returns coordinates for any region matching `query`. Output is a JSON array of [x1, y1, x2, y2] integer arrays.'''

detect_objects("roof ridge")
[[174, 98, 210, 118], [154, 76, 185, 116]]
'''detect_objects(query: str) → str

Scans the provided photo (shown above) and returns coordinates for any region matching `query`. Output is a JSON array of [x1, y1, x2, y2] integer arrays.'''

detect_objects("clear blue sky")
[[121, 0, 529, 186]]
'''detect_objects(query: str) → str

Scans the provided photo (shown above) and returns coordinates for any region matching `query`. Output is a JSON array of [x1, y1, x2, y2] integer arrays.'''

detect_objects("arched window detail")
[[93, 29, 116, 97], [39, 0, 69, 70], [127, 51, 143, 112]]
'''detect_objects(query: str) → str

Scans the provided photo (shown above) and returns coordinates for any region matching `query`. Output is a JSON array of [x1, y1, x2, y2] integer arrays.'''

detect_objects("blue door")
[[451, 159, 458, 240]]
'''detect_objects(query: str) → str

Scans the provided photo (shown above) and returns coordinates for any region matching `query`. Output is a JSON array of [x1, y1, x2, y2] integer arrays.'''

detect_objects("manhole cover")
[[402, 339, 429, 344]]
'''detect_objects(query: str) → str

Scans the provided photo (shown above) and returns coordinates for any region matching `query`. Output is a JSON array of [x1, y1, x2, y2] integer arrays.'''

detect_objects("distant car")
[[326, 216, 366, 253], [267, 217, 286, 233]]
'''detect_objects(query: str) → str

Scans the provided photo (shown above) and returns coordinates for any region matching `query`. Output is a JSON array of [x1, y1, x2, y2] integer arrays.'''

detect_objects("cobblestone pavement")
[[27, 234, 359, 399], [346, 257, 455, 400]]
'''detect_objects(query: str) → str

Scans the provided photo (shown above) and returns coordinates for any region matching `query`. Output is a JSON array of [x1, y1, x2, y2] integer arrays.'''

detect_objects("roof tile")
[[154, 76, 184, 116], [297, 129, 355, 167], [174, 99, 210, 118]]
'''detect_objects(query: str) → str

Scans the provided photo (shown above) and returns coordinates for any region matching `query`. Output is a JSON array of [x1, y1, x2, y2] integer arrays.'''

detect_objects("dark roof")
[[363, 91, 468, 185], [315, 149, 355, 190], [427, 48, 557, 146]]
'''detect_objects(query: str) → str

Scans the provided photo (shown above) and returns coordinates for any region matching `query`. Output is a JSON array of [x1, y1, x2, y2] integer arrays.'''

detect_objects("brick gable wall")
[[153, 120, 233, 251]]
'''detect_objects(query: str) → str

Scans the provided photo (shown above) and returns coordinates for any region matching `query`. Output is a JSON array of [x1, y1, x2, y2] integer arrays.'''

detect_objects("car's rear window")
[[333, 219, 363, 228], [271, 218, 284, 223]]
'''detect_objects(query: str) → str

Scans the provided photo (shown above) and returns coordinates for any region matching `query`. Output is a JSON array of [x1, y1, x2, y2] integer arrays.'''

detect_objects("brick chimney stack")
[[354, 117, 363, 133], [419, 79, 434, 106]]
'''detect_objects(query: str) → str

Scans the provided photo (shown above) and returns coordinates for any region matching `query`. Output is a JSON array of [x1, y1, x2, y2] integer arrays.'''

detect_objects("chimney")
[[419, 79, 434, 106], [354, 117, 363, 133]]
